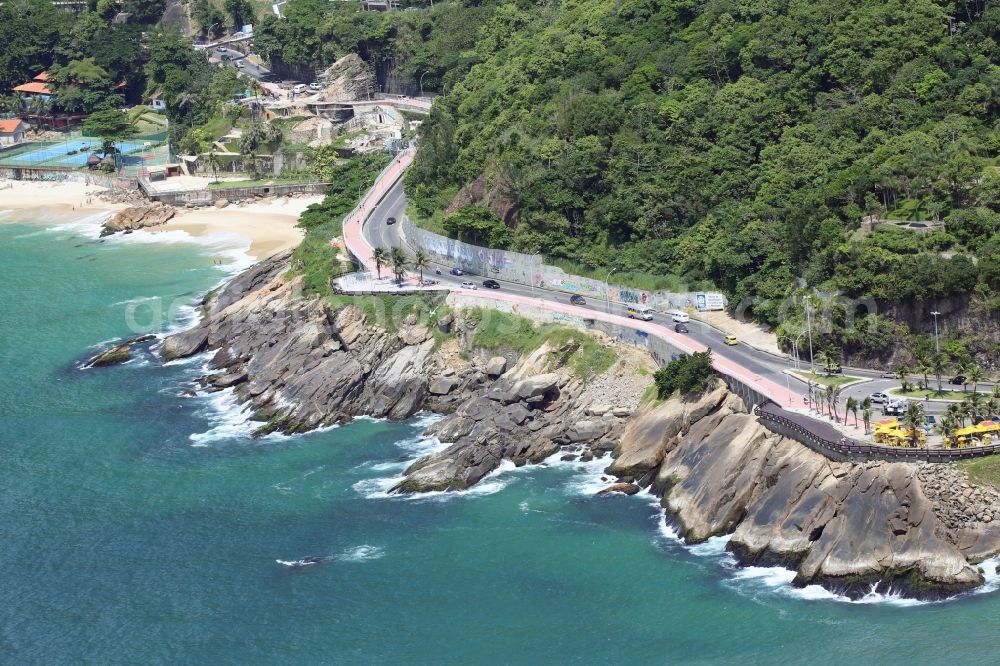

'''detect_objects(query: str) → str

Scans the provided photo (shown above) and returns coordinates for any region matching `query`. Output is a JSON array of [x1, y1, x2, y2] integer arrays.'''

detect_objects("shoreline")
[[0, 180, 319, 260]]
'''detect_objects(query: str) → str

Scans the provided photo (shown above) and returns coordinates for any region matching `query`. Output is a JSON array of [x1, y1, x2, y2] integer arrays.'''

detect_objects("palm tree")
[[935, 414, 958, 448], [862, 406, 872, 435], [846, 396, 859, 428], [390, 247, 408, 283], [930, 352, 948, 393], [207, 149, 221, 183], [806, 380, 816, 411], [830, 385, 842, 423], [903, 402, 925, 448], [967, 365, 985, 394], [955, 361, 971, 392], [371, 246, 387, 279], [896, 362, 912, 392], [916, 355, 932, 391], [947, 402, 965, 428], [412, 249, 430, 284], [966, 392, 985, 422]]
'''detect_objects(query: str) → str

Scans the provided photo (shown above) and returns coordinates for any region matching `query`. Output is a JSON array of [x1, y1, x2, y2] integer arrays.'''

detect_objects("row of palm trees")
[[370, 246, 431, 284], [894, 356, 989, 394]]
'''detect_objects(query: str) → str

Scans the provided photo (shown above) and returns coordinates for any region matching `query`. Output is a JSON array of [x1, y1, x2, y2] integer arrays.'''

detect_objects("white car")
[[869, 392, 889, 404], [308, 82, 322, 92], [292, 83, 307, 94], [460, 281, 478, 290]]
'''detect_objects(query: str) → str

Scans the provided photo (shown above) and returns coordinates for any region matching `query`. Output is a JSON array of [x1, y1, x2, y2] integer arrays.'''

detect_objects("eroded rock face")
[[101, 204, 175, 236]]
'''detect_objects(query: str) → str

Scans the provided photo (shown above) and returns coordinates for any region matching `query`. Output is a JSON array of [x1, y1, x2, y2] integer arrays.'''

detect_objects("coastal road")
[[353, 167, 979, 419], [213, 46, 274, 82]]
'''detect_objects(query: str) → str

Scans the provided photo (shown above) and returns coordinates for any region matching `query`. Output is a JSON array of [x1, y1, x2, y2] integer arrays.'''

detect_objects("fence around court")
[[0, 130, 170, 170]]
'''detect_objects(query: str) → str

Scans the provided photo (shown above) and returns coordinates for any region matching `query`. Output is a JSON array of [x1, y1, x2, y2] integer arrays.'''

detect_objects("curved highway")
[[350, 159, 965, 417]]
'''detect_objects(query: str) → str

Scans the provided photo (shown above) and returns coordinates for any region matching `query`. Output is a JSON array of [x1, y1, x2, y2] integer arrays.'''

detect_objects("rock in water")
[[597, 483, 641, 496], [84, 334, 156, 367], [101, 204, 175, 236]]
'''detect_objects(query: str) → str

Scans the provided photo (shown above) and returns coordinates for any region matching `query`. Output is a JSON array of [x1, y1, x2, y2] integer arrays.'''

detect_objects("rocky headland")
[[152, 251, 1000, 600]]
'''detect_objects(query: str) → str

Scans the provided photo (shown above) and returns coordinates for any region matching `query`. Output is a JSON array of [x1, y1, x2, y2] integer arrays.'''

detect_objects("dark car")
[[569, 295, 586, 306], [386, 216, 397, 225], [482, 279, 500, 289], [674, 323, 689, 334], [950, 374, 966, 385], [449, 267, 464, 276]]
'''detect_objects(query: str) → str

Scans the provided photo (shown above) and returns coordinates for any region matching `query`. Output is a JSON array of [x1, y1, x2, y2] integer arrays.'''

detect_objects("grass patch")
[[290, 153, 392, 296], [333, 130, 366, 148], [206, 176, 315, 189], [640, 383, 664, 406], [792, 370, 861, 388], [327, 292, 447, 333], [889, 387, 980, 401], [467, 309, 616, 380], [958, 457, 1000, 487]]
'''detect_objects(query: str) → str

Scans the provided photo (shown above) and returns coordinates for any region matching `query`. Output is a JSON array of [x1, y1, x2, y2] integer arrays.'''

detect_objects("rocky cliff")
[[157, 253, 1000, 600]]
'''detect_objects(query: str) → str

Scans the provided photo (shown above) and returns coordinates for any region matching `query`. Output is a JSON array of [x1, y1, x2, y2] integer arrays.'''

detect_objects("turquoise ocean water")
[[3, 210, 1000, 664]]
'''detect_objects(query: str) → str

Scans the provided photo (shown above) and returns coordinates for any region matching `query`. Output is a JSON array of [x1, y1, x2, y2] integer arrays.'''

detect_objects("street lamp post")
[[805, 295, 815, 374], [793, 331, 807, 370], [931, 310, 941, 355], [419, 71, 429, 97], [605, 267, 619, 313]]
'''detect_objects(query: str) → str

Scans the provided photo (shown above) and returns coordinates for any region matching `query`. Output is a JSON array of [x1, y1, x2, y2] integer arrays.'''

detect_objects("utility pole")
[[805, 295, 815, 374], [931, 310, 941, 354], [605, 267, 619, 313]]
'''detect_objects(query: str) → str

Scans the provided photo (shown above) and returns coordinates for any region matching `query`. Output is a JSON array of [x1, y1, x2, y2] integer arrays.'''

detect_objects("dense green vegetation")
[[292, 153, 393, 295], [398, 0, 1000, 362], [654, 351, 715, 398], [254, 0, 489, 86], [469, 309, 616, 379]]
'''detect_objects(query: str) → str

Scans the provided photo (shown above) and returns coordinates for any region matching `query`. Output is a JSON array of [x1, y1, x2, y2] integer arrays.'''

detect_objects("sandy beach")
[[0, 180, 320, 259], [158, 197, 320, 259]]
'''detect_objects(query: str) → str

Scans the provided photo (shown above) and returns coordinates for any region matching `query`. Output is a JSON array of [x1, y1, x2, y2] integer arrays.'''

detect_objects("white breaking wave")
[[540, 450, 615, 496], [650, 505, 1000, 606], [188, 387, 268, 446], [354, 458, 521, 501], [276, 545, 386, 568]]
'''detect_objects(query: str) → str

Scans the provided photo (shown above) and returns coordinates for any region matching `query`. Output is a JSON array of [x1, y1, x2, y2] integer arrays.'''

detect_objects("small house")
[[150, 91, 167, 112], [0, 119, 28, 145]]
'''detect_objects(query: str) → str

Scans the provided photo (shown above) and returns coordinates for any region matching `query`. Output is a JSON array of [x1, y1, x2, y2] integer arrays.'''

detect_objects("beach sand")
[[156, 197, 320, 259], [0, 180, 320, 260]]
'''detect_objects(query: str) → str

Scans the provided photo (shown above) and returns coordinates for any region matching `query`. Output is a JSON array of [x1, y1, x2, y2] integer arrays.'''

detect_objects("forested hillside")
[[404, 0, 1000, 363]]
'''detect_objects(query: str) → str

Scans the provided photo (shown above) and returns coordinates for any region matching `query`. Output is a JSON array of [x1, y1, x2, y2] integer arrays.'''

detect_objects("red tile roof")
[[34, 71, 49, 82], [13, 82, 51, 95], [0, 119, 26, 134]]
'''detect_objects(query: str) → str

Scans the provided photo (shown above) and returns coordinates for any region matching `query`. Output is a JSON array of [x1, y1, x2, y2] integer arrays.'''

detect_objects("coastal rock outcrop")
[[156, 253, 1000, 600], [101, 204, 175, 236], [84, 334, 156, 367]]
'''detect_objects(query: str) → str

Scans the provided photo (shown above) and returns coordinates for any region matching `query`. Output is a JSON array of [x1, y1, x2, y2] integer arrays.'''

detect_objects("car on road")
[[668, 310, 690, 323], [450, 267, 464, 276], [724, 335, 738, 345], [216, 47, 227, 53], [627, 305, 654, 321], [292, 83, 307, 94], [879, 371, 895, 378], [569, 295, 586, 306], [950, 374, 966, 385], [674, 323, 689, 334], [259, 73, 276, 83], [308, 82, 321, 92], [421, 279, 439, 286], [482, 279, 500, 289], [460, 281, 477, 290], [235, 61, 244, 68], [869, 392, 889, 404], [386, 216, 397, 225]]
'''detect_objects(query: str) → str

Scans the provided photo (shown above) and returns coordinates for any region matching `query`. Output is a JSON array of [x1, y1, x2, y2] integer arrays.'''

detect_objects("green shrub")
[[653, 351, 715, 399]]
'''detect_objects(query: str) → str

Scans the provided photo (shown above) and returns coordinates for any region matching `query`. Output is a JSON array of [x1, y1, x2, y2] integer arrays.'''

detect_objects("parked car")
[[421, 279, 439, 287], [879, 371, 895, 378], [449, 267, 464, 276], [482, 279, 500, 289], [724, 335, 738, 346], [216, 47, 227, 53], [292, 83, 307, 94], [950, 374, 966, 385], [674, 323, 689, 334], [569, 295, 586, 306], [460, 281, 477, 290], [234, 60, 244, 68], [308, 82, 321, 91], [386, 216, 397, 225], [869, 392, 889, 404]]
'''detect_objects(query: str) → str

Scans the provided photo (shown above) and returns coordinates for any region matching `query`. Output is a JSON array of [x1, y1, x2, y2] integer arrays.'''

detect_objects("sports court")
[[0, 137, 149, 168]]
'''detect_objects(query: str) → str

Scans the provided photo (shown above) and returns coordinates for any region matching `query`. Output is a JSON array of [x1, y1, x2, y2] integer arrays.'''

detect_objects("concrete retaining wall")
[[402, 216, 725, 312]]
